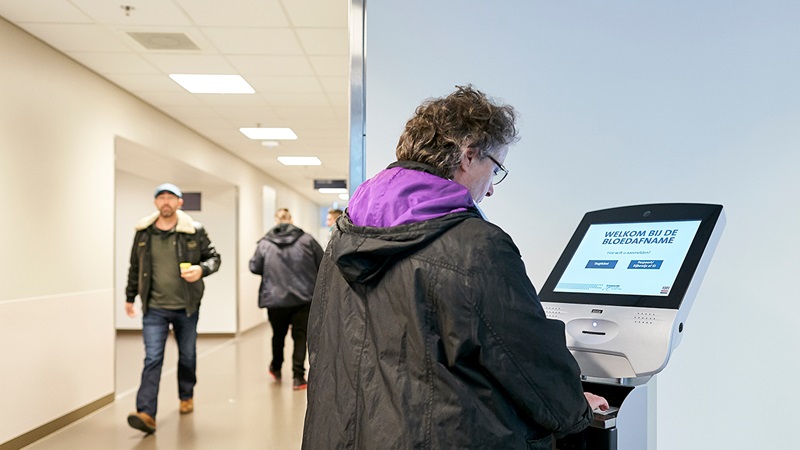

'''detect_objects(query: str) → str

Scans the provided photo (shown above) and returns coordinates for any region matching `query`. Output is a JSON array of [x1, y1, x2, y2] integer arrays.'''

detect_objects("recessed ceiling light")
[[319, 188, 348, 194], [260, 140, 280, 147], [169, 74, 255, 94], [240, 128, 298, 140], [278, 156, 321, 166]]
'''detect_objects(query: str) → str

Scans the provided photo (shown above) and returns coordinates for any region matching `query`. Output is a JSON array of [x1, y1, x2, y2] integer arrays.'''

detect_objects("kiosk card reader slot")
[[539, 203, 725, 450]]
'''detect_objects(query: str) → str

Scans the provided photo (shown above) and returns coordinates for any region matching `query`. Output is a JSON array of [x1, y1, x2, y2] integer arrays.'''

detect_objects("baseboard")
[[0, 393, 114, 450]]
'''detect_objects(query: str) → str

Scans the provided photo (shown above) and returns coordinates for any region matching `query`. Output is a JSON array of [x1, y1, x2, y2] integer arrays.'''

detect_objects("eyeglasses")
[[486, 154, 509, 185]]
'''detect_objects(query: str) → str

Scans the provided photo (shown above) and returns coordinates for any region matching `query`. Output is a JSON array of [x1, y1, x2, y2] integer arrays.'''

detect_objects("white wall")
[[0, 18, 116, 445], [365, 1, 800, 449], [0, 17, 321, 446]]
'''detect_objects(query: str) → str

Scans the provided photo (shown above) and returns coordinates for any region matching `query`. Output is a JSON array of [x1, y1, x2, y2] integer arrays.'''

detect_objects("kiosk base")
[[557, 426, 618, 450], [555, 378, 655, 450]]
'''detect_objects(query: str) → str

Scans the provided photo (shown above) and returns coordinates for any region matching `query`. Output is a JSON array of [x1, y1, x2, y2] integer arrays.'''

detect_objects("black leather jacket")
[[125, 210, 221, 315], [303, 211, 592, 450]]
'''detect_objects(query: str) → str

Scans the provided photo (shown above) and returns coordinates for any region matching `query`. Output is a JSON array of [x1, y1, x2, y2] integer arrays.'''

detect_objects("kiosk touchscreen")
[[540, 203, 724, 379], [540, 203, 725, 450]]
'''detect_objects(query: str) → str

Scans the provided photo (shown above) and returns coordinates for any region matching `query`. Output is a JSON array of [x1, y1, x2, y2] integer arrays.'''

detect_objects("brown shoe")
[[179, 398, 194, 414], [127, 412, 156, 433]]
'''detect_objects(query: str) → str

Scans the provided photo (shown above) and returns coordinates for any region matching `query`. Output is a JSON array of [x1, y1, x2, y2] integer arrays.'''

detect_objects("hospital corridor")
[[23, 326, 306, 449]]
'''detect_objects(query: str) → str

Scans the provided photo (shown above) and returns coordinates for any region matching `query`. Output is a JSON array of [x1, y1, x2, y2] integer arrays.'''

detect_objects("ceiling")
[[0, 0, 351, 207]]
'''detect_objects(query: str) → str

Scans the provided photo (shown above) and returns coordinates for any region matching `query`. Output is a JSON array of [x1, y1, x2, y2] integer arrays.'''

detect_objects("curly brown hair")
[[395, 85, 519, 179]]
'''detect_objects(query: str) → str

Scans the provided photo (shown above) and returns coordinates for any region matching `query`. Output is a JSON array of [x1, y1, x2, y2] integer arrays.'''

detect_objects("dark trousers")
[[267, 304, 310, 379], [136, 307, 199, 418]]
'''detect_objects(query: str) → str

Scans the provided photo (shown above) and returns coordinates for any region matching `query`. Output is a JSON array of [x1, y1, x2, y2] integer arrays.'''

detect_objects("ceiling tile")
[[202, 27, 303, 55], [17, 23, 131, 52], [264, 92, 330, 107], [103, 73, 181, 92], [228, 55, 314, 76], [176, 0, 289, 27], [309, 55, 349, 77], [296, 28, 348, 55], [143, 53, 237, 74], [0, 1, 93, 23], [278, 106, 338, 121], [210, 105, 281, 125], [319, 76, 348, 93], [71, 0, 193, 26], [283, 0, 347, 27], [131, 90, 206, 107], [159, 105, 222, 121], [248, 76, 323, 94], [66, 52, 160, 74]]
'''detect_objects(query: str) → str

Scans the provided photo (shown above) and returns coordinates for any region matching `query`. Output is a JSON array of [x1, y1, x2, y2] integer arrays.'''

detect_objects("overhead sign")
[[314, 179, 347, 189]]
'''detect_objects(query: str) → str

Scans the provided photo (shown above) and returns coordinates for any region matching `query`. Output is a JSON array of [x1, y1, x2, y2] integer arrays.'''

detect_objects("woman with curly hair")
[[303, 85, 607, 449]]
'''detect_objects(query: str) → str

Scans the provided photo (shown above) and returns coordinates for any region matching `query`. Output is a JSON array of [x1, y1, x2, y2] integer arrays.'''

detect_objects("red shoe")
[[269, 366, 282, 382], [293, 377, 308, 390]]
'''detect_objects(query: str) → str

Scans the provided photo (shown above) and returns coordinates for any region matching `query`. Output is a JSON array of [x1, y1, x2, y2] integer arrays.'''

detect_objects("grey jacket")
[[249, 223, 323, 309]]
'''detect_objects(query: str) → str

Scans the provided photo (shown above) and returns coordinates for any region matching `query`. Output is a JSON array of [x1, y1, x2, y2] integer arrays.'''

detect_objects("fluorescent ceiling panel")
[[240, 127, 298, 140], [319, 188, 348, 194], [169, 74, 255, 94], [278, 156, 321, 166]]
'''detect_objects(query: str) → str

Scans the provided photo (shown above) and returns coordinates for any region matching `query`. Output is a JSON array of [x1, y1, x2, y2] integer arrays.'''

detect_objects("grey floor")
[[24, 324, 306, 449]]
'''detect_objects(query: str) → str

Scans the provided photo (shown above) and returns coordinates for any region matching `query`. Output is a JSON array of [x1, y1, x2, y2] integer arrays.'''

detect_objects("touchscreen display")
[[554, 220, 701, 297]]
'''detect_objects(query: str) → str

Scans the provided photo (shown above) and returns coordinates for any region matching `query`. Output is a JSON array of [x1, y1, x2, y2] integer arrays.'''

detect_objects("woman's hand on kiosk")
[[584, 392, 610, 411]]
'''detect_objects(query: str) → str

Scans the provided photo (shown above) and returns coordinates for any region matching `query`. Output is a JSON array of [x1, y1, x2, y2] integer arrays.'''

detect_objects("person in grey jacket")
[[302, 86, 608, 449], [249, 208, 323, 390]]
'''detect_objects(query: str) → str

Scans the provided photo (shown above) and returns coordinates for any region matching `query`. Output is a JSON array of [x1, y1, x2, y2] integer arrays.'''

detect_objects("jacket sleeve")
[[249, 241, 264, 275], [310, 236, 324, 270], [196, 225, 221, 277], [125, 230, 142, 303], [472, 230, 592, 438]]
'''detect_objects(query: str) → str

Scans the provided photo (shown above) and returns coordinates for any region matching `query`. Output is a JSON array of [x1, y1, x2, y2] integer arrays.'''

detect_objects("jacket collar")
[[348, 161, 475, 228], [135, 209, 196, 234]]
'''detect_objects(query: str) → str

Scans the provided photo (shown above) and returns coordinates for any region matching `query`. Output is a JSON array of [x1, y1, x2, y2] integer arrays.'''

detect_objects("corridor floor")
[[24, 324, 306, 449]]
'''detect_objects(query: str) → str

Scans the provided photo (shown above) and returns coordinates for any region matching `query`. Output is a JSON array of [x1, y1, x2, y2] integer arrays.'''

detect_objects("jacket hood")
[[262, 223, 304, 247], [331, 211, 480, 284], [348, 160, 475, 228], [135, 209, 196, 233], [334, 161, 482, 284]]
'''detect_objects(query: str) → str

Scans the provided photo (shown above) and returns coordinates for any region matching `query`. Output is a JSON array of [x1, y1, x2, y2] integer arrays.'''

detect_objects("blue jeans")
[[136, 307, 199, 418]]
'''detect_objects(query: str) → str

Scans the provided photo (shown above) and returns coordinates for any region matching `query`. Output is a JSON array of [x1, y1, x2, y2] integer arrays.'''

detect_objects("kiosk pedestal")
[[539, 203, 725, 450]]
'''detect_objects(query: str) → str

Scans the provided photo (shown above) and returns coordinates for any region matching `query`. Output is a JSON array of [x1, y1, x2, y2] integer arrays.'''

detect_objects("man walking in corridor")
[[125, 183, 221, 433], [249, 208, 323, 390]]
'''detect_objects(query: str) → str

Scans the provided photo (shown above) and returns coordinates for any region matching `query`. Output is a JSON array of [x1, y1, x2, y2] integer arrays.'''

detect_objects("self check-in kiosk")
[[539, 203, 725, 450]]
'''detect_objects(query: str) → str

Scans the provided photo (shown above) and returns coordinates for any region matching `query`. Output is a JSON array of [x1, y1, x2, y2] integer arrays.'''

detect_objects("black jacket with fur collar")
[[125, 210, 221, 315]]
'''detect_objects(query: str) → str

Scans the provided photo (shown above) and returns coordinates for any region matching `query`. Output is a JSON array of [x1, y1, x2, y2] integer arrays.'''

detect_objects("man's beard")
[[160, 207, 176, 218]]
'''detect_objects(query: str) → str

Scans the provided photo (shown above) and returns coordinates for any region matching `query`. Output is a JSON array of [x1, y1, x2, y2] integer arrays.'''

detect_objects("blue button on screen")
[[627, 260, 663, 269], [585, 260, 618, 269]]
